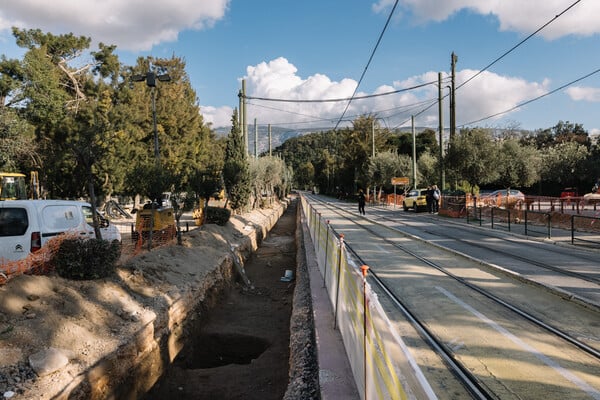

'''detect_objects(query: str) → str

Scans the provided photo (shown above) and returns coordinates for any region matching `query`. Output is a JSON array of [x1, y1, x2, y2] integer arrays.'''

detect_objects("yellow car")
[[403, 188, 428, 212]]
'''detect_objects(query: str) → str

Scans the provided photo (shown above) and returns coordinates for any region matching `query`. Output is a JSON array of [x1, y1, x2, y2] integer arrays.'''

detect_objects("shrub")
[[54, 238, 121, 280], [205, 206, 231, 226]]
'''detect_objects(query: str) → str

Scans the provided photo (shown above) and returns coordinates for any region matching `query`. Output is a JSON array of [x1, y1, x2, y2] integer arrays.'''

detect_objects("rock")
[[28, 348, 70, 377]]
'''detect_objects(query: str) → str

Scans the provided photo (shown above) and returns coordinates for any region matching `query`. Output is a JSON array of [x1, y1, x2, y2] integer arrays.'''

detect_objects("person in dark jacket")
[[426, 185, 434, 213], [357, 189, 366, 215]]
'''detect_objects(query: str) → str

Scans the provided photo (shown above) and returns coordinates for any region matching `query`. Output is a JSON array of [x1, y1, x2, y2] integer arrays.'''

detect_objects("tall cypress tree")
[[223, 109, 251, 211]]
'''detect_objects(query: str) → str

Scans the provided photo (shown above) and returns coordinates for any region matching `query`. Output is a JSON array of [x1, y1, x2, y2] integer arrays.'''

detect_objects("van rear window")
[[0, 208, 29, 236]]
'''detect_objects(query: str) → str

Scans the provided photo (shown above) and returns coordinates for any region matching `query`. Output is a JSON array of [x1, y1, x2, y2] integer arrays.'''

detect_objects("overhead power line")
[[333, 0, 400, 129], [244, 79, 438, 103], [458, 0, 582, 91], [461, 66, 600, 127]]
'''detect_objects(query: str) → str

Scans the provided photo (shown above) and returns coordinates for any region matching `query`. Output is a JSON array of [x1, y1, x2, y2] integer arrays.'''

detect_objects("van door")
[[39, 203, 94, 242], [0, 205, 33, 261]]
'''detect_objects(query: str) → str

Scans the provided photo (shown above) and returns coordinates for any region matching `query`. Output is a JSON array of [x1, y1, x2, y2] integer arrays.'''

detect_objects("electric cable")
[[333, 0, 399, 130], [458, 0, 582, 91], [244, 79, 437, 103], [461, 66, 600, 127]]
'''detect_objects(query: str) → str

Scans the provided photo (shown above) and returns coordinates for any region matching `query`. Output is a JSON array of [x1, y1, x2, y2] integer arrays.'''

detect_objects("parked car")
[[560, 188, 579, 198], [403, 188, 428, 212], [0, 199, 121, 262], [479, 189, 525, 207]]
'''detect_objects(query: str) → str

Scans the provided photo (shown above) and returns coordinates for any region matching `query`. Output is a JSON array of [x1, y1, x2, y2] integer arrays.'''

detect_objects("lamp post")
[[131, 69, 171, 165]]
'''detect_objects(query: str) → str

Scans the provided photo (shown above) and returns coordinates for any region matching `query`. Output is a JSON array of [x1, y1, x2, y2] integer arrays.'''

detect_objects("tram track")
[[374, 209, 600, 286], [306, 194, 600, 399]]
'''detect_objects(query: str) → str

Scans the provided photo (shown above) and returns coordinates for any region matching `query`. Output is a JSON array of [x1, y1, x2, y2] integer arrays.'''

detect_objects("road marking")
[[436, 286, 600, 399]]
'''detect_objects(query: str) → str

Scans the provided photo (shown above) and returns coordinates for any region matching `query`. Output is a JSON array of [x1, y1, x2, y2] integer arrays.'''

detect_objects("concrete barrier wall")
[[301, 195, 437, 400]]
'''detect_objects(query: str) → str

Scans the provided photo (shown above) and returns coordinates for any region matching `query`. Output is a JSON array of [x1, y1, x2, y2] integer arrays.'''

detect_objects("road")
[[306, 194, 600, 400]]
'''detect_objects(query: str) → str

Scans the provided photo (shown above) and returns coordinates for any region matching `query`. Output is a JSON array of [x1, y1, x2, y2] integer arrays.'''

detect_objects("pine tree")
[[223, 109, 251, 211]]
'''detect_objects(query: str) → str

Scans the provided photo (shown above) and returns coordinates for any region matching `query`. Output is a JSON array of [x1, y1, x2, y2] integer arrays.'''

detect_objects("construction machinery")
[[0, 171, 40, 200], [132, 201, 176, 245], [0, 172, 27, 200]]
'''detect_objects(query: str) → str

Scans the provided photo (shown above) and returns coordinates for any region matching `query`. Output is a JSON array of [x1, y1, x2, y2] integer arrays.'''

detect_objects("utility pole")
[[254, 118, 258, 158], [238, 89, 243, 130], [412, 115, 417, 188], [268, 124, 272, 156], [371, 118, 375, 158], [242, 79, 248, 156], [438, 72, 445, 191], [450, 52, 458, 141]]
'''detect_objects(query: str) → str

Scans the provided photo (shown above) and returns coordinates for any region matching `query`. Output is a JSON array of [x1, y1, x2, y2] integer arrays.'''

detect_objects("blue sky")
[[1, 0, 599, 136]]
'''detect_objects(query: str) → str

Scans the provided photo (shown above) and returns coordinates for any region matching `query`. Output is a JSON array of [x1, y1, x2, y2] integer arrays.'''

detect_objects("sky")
[[1, 0, 600, 136]]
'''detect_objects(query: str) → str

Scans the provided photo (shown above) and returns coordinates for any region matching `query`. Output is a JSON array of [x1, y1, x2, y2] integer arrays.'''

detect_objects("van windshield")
[[0, 176, 28, 200]]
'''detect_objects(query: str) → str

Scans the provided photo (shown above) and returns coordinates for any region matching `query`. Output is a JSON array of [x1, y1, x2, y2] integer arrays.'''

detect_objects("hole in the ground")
[[174, 333, 270, 369]]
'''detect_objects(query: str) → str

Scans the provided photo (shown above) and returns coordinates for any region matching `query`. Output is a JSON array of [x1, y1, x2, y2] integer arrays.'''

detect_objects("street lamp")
[[131, 69, 171, 165]]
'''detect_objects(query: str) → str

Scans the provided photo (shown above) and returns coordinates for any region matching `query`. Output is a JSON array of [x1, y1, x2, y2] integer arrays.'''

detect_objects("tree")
[[445, 128, 498, 193], [541, 141, 589, 187], [223, 110, 251, 212], [493, 139, 541, 190], [417, 150, 438, 187], [296, 161, 315, 190], [0, 108, 38, 171], [368, 150, 412, 193]]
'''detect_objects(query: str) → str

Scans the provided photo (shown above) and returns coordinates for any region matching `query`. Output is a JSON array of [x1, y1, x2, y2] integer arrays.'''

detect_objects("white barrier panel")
[[301, 195, 437, 400]]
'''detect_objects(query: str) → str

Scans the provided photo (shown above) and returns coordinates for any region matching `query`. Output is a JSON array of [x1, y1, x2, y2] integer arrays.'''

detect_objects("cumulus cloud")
[[372, 0, 598, 39], [201, 105, 234, 130], [208, 57, 550, 130], [566, 86, 600, 102], [0, 0, 230, 51]]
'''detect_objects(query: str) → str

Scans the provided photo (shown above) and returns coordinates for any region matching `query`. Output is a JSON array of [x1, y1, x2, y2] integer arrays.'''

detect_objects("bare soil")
[[143, 201, 298, 399], [0, 198, 312, 400]]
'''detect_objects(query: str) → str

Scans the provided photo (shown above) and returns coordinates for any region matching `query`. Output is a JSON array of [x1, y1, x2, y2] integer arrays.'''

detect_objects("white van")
[[0, 199, 121, 262]]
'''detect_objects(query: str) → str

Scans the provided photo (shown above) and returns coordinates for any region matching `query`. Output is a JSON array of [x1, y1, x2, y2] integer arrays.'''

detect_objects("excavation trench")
[[141, 200, 299, 400]]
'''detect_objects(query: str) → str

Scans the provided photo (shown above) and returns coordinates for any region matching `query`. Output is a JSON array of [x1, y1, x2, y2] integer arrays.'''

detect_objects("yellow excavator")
[[0, 171, 40, 200]]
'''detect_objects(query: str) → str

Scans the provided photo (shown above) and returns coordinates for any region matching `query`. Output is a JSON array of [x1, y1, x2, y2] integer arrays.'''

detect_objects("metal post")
[[254, 118, 258, 158], [333, 234, 344, 330], [438, 72, 445, 190], [242, 79, 248, 156], [268, 124, 272, 156], [411, 116, 417, 188], [323, 221, 330, 288], [450, 52, 458, 141], [151, 87, 159, 165], [361, 265, 370, 400]]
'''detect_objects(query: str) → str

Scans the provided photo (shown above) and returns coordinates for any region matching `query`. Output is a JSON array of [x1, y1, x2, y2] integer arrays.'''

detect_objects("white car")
[[0, 200, 121, 262]]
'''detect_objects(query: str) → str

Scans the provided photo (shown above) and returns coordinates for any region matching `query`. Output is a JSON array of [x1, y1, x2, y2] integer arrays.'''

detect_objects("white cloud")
[[201, 105, 234, 130], [372, 0, 599, 39], [221, 57, 550, 130], [0, 0, 230, 51], [566, 86, 600, 102]]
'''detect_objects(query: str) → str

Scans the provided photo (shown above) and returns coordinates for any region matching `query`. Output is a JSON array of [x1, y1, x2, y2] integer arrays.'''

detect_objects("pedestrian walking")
[[426, 185, 434, 213], [357, 189, 366, 215], [432, 185, 441, 213]]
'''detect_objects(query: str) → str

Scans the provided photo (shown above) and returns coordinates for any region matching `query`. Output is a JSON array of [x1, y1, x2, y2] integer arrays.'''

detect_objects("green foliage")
[[416, 150, 438, 187], [445, 128, 498, 192], [125, 163, 175, 203], [223, 110, 251, 211], [0, 108, 38, 170], [494, 139, 541, 189], [54, 238, 120, 280], [368, 151, 412, 191], [204, 206, 231, 226]]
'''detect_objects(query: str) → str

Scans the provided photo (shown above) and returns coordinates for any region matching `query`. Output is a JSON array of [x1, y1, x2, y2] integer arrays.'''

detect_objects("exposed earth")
[[0, 197, 317, 399], [143, 200, 298, 399]]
